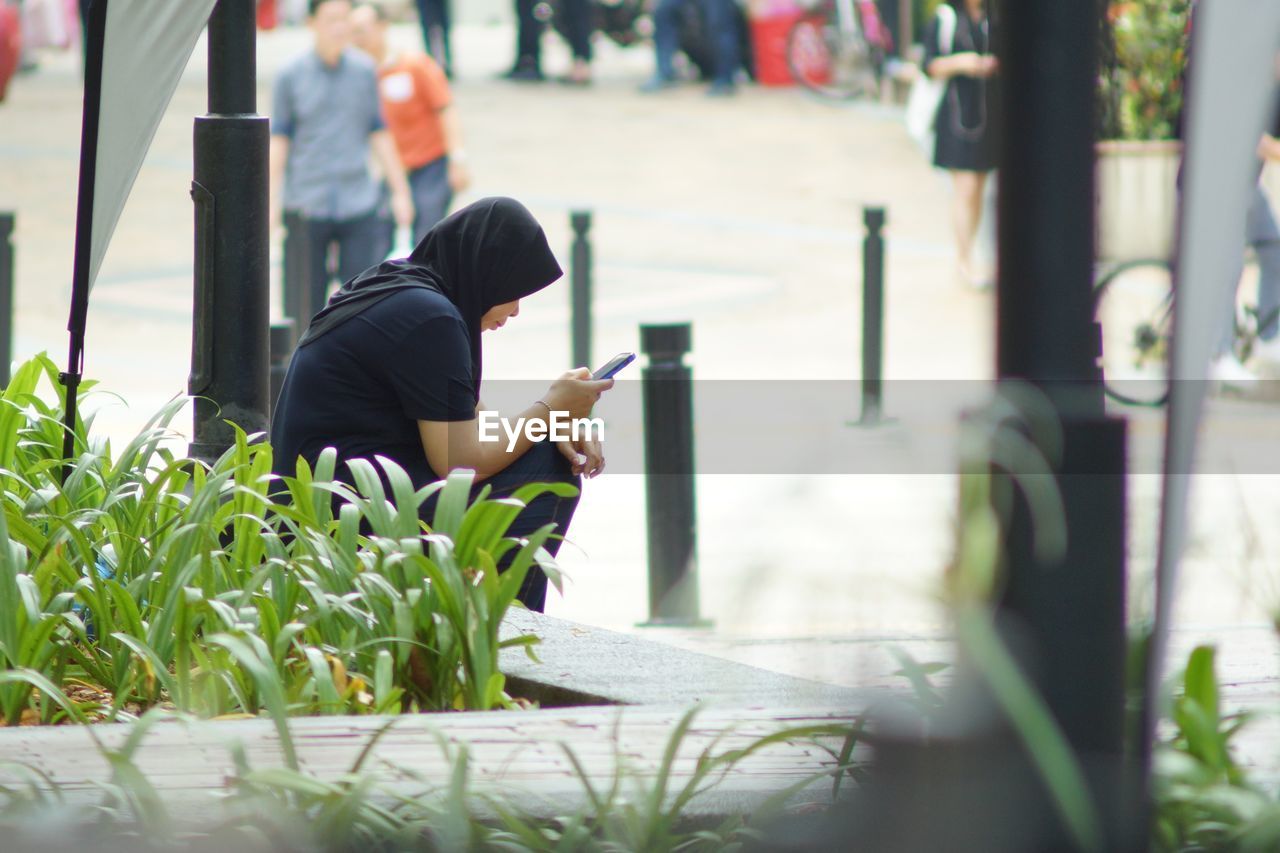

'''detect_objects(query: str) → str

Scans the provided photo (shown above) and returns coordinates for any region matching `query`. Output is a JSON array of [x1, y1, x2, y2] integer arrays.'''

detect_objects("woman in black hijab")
[[271, 197, 613, 611]]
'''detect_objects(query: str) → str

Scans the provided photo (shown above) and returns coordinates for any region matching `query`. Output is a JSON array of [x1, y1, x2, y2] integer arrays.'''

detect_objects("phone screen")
[[591, 352, 636, 380]]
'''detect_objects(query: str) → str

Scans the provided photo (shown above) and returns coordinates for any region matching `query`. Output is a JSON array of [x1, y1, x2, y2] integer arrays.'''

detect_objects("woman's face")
[[480, 300, 520, 331]]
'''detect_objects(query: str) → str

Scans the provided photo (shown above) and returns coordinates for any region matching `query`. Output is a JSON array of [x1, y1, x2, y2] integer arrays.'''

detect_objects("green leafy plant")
[[0, 706, 863, 852], [1099, 0, 1192, 141], [1149, 645, 1280, 852], [0, 354, 576, 725]]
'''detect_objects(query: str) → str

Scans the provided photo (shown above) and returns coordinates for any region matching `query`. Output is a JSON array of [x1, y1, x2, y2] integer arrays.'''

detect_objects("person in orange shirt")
[[351, 2, 471, 244]]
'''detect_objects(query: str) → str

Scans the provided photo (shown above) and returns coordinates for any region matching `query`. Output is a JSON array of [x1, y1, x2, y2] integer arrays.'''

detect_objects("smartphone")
[[591, 352, 636, 380]]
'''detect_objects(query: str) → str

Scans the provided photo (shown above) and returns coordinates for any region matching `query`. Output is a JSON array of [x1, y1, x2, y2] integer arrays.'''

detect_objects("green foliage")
[[0, 707, 861, 852], [1149, 644, 1280, 852], [1099, 0, 1192, 140], [0, 355, 575, 726]]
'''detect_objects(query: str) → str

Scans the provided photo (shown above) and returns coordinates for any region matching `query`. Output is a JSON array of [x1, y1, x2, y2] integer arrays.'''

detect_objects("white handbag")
[[905, 4, 957, 156]]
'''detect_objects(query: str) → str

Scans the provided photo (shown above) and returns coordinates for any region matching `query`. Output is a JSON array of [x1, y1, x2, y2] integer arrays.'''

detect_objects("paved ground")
[[3, 17, 1280, 766]]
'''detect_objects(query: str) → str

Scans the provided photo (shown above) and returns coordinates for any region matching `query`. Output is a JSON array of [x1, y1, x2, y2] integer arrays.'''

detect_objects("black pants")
[[415, 0, 452, 76], [422, 441, 582, 612], [562, 0, 593, 62], [301, 211, 385, 317], [514, 0, 543, 69]]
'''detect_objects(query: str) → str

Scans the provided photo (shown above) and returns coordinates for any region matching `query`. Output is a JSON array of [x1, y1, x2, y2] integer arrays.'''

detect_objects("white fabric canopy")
[[88, 0, 218, 290], [1153, 2, 1280, 668]]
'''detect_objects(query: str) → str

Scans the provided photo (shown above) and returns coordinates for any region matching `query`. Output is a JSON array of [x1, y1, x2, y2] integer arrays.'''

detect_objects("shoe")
[[706, 81, 737, 97], [506, 67, 545, 82], [639, 75, 678, 93], [1210, 354, 1259, 388], [501, 62, 545, 82]]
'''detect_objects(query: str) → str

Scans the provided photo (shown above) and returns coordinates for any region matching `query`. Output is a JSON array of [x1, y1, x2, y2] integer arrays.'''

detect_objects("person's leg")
[[650, 0, 683, 82], [700, 0, 740, 89], [304, 218, 335, 317], [334, 211, 386, 287], [418, 441, 581, 611], [972, 170, 998, 285], [409, 158, 453, 242], [510, 0, 543, 78], [1247, 183, 1280, 342], [478, 441, 582, 611], [565, 0, 593, 62], [436, 0, 453, 77], [951, 170, 986, 285], [562, 0, 593, 82], [416, 0, 453, 77], [414, 0, 434, 56]]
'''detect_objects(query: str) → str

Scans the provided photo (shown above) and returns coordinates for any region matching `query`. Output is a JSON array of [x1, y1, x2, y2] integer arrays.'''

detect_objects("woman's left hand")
[[558, 436, 605, 478]]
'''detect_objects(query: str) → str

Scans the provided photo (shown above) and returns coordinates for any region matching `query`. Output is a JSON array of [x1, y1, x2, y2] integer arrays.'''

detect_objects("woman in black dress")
[[924, 0, 999, 288]]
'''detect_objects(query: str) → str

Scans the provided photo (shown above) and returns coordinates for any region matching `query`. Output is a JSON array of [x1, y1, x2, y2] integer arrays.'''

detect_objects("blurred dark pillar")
[[994, 0, 1132, 846]]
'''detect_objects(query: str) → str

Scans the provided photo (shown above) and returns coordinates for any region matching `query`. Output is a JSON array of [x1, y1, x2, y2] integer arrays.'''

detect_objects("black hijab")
[[297, 197, 563, 396]]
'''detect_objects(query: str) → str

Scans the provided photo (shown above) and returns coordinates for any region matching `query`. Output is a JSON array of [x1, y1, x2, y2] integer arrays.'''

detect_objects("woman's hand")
[[955, 52, 996, 77], [557, 435, 605, 478], [542, 368, 614, 420]]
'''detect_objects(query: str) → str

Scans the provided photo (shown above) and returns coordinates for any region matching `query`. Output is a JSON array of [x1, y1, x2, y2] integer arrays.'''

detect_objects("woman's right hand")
[[543, 368, 614, 420], [952, 52, 996, 78]]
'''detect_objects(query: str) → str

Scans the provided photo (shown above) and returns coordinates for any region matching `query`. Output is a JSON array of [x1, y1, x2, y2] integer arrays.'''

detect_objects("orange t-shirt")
[[376, 52, 452, 171]]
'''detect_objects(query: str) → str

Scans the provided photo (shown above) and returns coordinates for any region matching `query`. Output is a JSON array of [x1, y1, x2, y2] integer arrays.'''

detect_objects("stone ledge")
[[499, 608, 868, 709]]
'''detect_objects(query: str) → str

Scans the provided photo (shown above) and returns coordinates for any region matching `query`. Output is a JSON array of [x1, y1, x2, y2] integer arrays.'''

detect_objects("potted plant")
[[1096, 0, 1191, 261]]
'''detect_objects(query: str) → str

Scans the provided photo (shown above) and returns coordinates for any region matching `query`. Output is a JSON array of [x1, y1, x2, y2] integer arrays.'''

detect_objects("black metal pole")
[[570, 210, 592, 369], [269, 319, 295, 420], [639, 323, 705, 627], [0, 212, 12, 388], [994, 0, 1130, 845], [859, 206, 886, 425], [60, 0, 108, 474], [189, 0, 270, 462]]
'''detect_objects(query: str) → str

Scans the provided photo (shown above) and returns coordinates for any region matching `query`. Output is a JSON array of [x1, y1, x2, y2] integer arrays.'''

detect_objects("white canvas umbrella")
[[62, 0, 218, 463], [1141, 0, 1280, 770]]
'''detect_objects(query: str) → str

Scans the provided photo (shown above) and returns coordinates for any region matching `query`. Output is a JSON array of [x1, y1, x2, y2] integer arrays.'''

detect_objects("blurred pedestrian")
[[269, 0, 415, 319], [503, 0, 544, 81], [923, 0, 999, 289], [640, 0, 741, 97], [351, 2, 470, 245], [1209, 83, 1280, 384], [415, 0, 452, 78], [559, 0, 593, 85]]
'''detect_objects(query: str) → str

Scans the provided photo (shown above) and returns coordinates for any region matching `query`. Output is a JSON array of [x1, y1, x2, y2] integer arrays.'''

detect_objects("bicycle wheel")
[[786, 9, 878, 100], [1093, 258, 1174, 407]]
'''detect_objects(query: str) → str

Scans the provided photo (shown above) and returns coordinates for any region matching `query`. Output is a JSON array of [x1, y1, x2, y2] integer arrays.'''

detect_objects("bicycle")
[[1092, 255, 1279, 407], [786, 0, 894, 100]]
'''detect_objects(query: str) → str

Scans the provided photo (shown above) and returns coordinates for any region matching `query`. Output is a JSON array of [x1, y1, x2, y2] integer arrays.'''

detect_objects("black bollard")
[[0, 212, 11, 388], [282, 210, 313, 328], [268, 319, 295, 421], [570, 210, 592, 369], [639, 323, 707, 627], [189, 0, 271, 463], [859, 206, 886, 425]]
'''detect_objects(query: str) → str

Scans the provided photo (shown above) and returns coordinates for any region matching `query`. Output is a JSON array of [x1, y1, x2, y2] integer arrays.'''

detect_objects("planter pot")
[[1095, 139, 1183, 262]]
